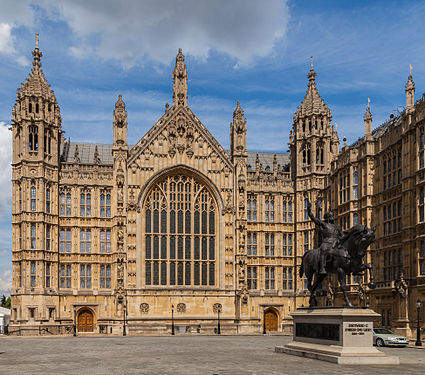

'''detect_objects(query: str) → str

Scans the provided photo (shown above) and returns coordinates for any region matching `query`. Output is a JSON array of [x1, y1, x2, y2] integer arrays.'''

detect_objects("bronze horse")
[[299, 224, 376, 307]]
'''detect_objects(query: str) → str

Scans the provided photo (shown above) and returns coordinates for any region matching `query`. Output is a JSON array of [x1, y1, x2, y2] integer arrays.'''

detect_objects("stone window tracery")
[[282, 197, 292, 223], [247, 266, 257, 289], [60, 190, 72, 216], [100, 192, 111, 217], [265, 266, 275, 289], [60, 228, 71, 252], [29, 126, 38, 151], [144, 174, 216, 287], [30, 185, 36, 211], [100, 265, 111, 288], [247, 195, 257, 222], [265, 196, 274, 222], [80, 191, 91, 217], [283, 267, 293, 290], [46, 187, 51, 213], [247, 232, 257, 256]]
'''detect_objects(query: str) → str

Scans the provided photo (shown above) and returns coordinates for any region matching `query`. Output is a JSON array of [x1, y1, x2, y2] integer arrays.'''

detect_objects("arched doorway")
[[77, 309, 94, 332], [264, 309, 278, 332]]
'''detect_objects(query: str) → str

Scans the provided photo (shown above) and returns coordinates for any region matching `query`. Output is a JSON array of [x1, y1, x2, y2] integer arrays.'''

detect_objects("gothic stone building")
[[9, 42, 425, 337]]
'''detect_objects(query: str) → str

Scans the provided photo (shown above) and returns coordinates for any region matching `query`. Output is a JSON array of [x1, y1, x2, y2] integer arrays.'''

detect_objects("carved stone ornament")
[[167, 115, 194, 158], [177, 303, 186, 313], [213, 303, 222, 313], [140, 303, 149, 314]]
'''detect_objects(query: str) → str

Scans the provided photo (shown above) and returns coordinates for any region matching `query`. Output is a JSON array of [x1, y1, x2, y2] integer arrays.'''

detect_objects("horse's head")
[[344, 225, 375, 258]]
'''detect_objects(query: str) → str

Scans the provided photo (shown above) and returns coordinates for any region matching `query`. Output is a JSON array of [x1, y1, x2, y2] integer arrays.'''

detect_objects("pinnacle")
[[115, 94, 125, 109], [295, 58, 329, 119]]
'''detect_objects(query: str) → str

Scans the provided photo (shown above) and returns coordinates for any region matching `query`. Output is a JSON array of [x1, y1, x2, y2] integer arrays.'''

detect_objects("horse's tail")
[[299, 254, 305, 278]]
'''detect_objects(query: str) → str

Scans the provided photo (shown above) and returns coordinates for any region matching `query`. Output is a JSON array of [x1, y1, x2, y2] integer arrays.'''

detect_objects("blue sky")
[[0, 0, 424, 294]]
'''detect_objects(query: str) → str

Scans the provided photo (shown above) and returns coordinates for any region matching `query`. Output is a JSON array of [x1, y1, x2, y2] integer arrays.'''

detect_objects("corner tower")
[[290, 57, 339, 289], [11, 35, 62, 322]]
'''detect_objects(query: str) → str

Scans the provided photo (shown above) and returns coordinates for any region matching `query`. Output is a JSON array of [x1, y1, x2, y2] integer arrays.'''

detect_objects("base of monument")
[[275, 307, 399, 365], [276, 341, 399, 365]]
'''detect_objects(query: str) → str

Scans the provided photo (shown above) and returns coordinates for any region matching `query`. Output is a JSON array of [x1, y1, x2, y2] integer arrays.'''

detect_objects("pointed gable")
[[128, 49, 232, 170]]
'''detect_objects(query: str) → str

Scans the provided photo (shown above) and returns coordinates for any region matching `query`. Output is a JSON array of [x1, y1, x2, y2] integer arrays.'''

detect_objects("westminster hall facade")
[[9, 41, 425, 337]]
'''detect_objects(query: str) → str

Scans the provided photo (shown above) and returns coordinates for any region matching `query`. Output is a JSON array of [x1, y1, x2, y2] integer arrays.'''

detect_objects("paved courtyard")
[[1, 334, 425, 374]]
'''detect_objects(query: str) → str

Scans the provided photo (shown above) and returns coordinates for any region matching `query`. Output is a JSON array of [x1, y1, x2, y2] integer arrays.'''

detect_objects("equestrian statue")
[[299, 199, 376, 307]]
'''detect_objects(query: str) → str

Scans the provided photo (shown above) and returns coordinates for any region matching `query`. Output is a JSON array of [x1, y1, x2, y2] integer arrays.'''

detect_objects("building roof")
[[60, 141, 290, 171], [247, 152, 290, 171], [61, 142, 114, 164]]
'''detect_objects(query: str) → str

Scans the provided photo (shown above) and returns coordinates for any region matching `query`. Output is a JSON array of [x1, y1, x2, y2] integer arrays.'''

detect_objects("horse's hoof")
[[368, 282, 376, 289]]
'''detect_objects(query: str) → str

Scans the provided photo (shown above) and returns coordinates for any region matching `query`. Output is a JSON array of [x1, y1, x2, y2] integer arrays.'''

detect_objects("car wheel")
[[376, 338, 385, 347]]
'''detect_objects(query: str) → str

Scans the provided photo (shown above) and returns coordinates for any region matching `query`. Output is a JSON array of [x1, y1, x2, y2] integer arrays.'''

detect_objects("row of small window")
[[247, 233, 293, 256], [383, 249, 403, 281], [247, 197, 293, 223], [247, 266, 294, 290], [28, 126, 52, 154], [60, 228, 111, 253], [383, 153, 402, 190], [145, 209, 215, 235], [145, 261, 215, 286], [383, 200, 402, 235], [61, 192, 111, 217], [24, 262, 111, 289], [339, 168, 358, 204], [21, 187, 111, 218], [24, 225, 111, 253]]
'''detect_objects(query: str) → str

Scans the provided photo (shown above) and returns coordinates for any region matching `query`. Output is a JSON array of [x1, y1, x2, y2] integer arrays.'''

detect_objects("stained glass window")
[[144, 174, 216, 286]]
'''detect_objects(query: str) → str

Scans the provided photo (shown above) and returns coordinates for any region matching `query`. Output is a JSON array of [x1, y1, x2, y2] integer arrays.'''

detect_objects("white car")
[[373, 328, 408, 347]]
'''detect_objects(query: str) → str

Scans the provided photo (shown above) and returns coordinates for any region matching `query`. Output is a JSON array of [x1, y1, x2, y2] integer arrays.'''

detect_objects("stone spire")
[[294, 56, 331, 121], [17, 33, 56, 102], [364, 98, 372, 137], [172, 48, 188, 107], [405, 64, 415, 112]]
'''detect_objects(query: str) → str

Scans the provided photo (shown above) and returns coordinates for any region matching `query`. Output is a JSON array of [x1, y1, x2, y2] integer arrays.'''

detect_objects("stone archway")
[[264, 308, 278, 332], [77, 309, 94, 332]]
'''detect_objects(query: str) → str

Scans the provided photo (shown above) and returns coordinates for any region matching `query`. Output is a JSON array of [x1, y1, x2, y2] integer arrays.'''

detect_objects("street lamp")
[[123, 303, 127, 337], [217, 305, 221, 335], [171, 304, 175, 335], [263, 307, 266, 335], [415, 299, 422, 347], [73, 305, 77, 337]]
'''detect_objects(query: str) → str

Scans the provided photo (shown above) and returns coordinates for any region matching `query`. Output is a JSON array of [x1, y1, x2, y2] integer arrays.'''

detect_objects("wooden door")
[[78, 310, 94, 332], [265, 310, 278, 332]]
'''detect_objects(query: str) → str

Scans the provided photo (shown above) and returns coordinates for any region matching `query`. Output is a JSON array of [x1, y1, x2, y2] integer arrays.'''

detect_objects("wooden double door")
[[77, 309, 94, 332], [264, 309, 278, 332]]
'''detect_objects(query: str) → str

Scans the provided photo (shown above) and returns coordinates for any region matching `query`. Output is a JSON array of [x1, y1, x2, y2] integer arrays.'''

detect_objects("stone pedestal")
[[275, 307, 399, 365]]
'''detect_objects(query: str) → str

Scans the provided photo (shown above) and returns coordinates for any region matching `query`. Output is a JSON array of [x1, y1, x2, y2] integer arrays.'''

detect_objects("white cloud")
[[0, 269, 11, 296], [0, 23, 15, 53], [26, 0, 289, 67], [0, 123, 12, 214]]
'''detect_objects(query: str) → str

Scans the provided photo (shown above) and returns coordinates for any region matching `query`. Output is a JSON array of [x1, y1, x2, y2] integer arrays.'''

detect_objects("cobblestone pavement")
[[1, 335, 425, 375]]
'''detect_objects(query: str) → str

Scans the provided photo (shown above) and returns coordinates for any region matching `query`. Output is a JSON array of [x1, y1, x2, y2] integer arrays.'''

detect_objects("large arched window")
[[144, 174, 216, 287]]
